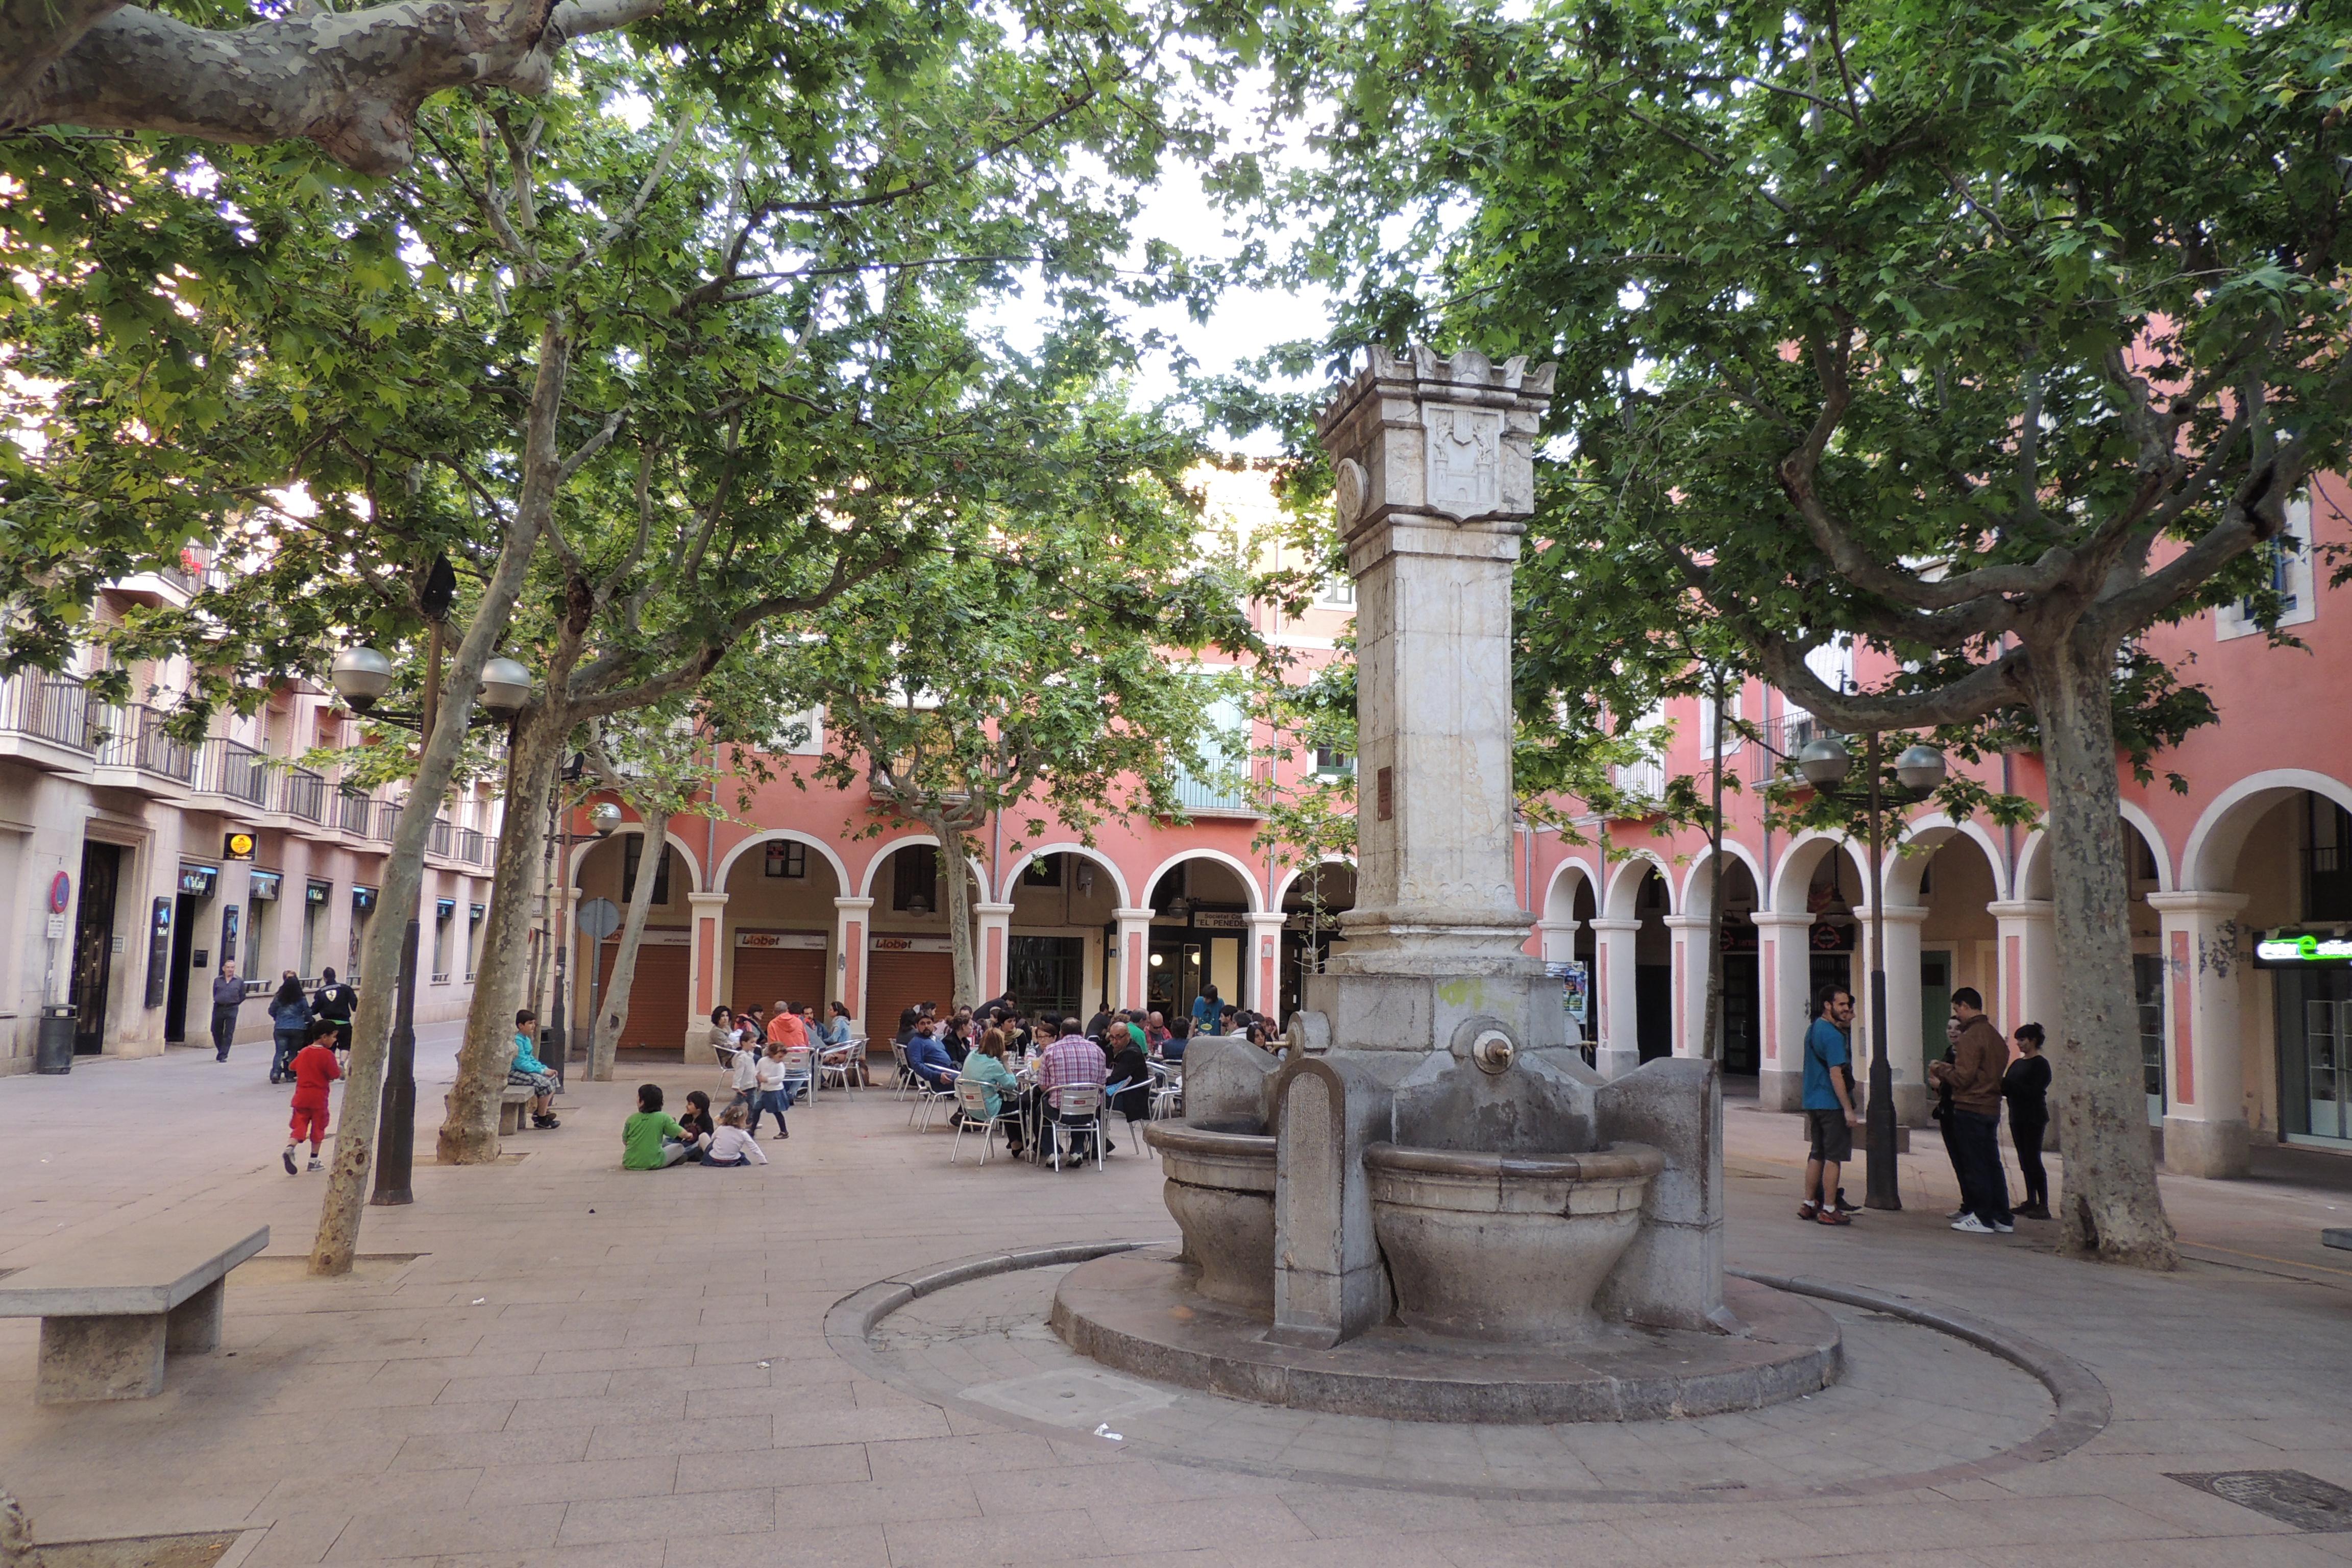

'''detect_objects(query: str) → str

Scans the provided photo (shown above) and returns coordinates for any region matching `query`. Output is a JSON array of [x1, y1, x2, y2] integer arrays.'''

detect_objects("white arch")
[[1273, 855, 1358, 910], [1142, 847, 1265, 912], [2183, 768, 2352, 891], [1879, 814, 2011, 907], [1541, 856, 1602, 922], [1769, 830, 1867, 915], [854, 835, 991, 903], [1602, 848, 1675, 920], [712, 828, 851, 894], [997, 842, 1133, 908], [2016, 807, 2177, 899], [568, 825, 706, 895], [1676, 839, 1768, 918]]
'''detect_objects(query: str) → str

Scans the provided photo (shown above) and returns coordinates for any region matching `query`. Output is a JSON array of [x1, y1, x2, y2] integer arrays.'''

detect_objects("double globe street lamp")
[[1791, 732, 1949, 1212], [330, 632, 536, 1206]]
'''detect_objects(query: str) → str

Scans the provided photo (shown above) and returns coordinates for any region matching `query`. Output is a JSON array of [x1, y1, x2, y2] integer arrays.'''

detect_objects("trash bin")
[[36, 1005, 75, 1074]]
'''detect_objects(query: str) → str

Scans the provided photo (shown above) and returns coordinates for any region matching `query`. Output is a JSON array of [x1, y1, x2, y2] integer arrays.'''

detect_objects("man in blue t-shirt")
[[1800, 985, 1862, 1226]]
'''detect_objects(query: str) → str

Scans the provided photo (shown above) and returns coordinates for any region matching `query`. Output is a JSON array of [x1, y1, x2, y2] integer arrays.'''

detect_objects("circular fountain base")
[[1051, 1244, 1841, 1424]]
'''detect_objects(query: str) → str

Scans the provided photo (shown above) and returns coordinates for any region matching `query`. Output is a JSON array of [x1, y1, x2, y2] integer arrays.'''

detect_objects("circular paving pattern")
[[827, 1242, 2111, 1503]]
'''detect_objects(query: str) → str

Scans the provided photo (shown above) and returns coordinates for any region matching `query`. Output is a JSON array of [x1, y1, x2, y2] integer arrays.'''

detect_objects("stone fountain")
[[1052, 347, 1841, 1422]]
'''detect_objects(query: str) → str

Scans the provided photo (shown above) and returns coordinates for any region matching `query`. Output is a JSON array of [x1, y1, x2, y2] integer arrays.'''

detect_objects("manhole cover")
[[2168, 1470, 2352, 1532], [961, 1367, 1178, 1428]]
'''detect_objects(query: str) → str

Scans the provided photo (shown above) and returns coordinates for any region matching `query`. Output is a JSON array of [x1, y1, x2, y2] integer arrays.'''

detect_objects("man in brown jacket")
[[1929, 988, 2014, 1233]]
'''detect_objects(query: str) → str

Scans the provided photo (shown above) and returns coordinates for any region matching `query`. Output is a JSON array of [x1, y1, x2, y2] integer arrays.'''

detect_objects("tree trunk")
[[591, 807, 671, 1081], [2024, 632, 2178, 1267], [308, 324, 567, 1277], [437, 709, 564, 1164], [928, 817, 979, 1007], [1, 1484, 40, 1568]]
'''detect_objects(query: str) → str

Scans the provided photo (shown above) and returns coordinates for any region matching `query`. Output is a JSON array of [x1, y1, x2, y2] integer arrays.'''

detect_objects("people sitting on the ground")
[[623, 1084, 692, 1169], [509, 1009, 561, 1128], [749, 1043, 794, 1138], [1160, 1017, 1190, 1063], [958, 1028, 1025, 1157], [907, 1021, 959, 1093], [1037, 1015, 1112, 1161], [1105, 1028, 1152, 1128], [676, 1090, 716, 1160], [821, 1001, 854, 1048], [703, 1103, 769, 1167]]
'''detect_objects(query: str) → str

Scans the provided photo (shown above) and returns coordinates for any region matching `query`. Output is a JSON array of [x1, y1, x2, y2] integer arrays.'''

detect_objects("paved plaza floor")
[[3, 1035, 2351, 1566]]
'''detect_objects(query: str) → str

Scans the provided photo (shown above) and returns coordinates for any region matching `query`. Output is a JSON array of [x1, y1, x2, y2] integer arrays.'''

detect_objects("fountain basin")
[[1364, 1141, 1663, 1341], [1143, 1119, 1277, 1313]]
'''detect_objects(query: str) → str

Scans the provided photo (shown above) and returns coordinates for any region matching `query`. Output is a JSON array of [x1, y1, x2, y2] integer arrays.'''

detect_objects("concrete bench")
[[2324, 1228, 2351, 1253], [499, 1085, 534, 1134], [0, 1220, 267, 1403]]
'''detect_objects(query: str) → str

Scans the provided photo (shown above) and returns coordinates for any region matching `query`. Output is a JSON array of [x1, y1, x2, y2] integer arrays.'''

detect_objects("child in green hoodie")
[[622, 1083, 691, 1169]]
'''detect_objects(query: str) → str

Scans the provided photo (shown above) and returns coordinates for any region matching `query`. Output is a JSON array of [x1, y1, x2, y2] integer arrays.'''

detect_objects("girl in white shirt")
[[728, 1037, 763, 1110], [703, 1104, 768, 1167]]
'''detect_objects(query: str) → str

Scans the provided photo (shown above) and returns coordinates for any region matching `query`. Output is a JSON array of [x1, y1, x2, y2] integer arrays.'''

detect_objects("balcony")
[[456, 826, 485, 865], [279, 767, 327, 824], [1612, 760, 1667, 808], [1170, 767, 1256, 816], [428, 816, 453, 856], [192, 738, 270, 809], [91, 704, 195, 790], [0, 671, 95, 770], [1782, 710, 1839, 757], [338, 788, 374, 836]]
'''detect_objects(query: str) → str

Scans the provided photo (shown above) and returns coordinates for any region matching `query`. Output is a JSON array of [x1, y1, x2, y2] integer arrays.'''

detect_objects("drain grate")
[[2168, 1470, 2352, 1532]]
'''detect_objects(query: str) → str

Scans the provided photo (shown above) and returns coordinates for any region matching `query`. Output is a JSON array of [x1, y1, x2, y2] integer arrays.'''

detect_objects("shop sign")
[[247, 869, 282, 901], [352, 886, 377, 913], [178, 863, 220, 898], [2256, 931, 2352, 968], [306, 880, 331, 905], [870, 935, 952, 953], [632, 928, 692, 946], [1191, 911, 1247, 930], [738, 930, 827, 949]]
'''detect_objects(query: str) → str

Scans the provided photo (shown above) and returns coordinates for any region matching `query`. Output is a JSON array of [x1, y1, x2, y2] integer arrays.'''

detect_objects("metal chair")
[[1148, 1060, 1183, 1123], [1047, 1083, 1105, 1171], [906, 1068, 957, 1130], [949, 1079, 1020, 1165], [889, 1041, 914, 1100], [779, 1046, 814, 1106], [819, 1038, 867, 1092]]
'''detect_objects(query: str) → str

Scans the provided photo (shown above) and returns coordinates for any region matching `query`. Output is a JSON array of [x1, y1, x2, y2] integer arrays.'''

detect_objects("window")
[[1698, 687, 1742, 760], [770, 707, 824, 755], [765, 842, 807, 878], [1315, 574, 1356, 609], [467, 903, 485, 981], [621, 837, 673, 904], [1314, 746, 1354, 775], [301, 880, 331, 977], [431, 898, 455, 983], [893, 846, 939, 912], [2218, 495, 2317, 641], [1022, 854, 1063, 888]]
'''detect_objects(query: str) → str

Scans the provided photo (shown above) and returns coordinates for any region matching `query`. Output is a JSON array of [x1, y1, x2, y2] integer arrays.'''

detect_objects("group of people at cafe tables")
[[895, 991, 1282, 1163]]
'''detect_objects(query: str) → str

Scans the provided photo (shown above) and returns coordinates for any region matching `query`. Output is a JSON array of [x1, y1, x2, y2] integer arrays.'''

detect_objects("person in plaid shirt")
[[1032, 1016, 1111, 1161]]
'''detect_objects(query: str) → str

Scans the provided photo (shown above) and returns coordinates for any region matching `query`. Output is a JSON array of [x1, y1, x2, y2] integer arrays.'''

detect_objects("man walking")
[[312, 967, 357, 1054], [1799, 985, 1861, 1226], [209, 960, 247, 1063], [1932, 988, 2015, 1234]]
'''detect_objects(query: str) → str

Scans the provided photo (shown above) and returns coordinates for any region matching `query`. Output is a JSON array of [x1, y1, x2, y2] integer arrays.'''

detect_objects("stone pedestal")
[[39, 1315, 167, 1403]]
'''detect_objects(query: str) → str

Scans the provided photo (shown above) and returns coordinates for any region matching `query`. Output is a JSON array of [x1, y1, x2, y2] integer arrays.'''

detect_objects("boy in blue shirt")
[[1800, 985, 1861, 1225]]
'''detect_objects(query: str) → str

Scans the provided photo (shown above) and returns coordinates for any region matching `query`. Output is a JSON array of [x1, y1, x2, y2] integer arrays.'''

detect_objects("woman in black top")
[[2004, 1023, 2053, 1219]]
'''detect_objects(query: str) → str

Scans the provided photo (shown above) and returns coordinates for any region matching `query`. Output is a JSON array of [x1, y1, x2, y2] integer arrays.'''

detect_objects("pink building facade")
[[562, 474, 2351, 1180]]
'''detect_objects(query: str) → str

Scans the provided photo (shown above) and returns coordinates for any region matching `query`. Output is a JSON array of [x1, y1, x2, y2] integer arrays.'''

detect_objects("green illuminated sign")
[[2256, 933, 2352, 967]]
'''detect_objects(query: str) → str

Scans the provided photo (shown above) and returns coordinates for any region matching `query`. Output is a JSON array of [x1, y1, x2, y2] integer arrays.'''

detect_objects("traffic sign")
[[577, 898, 622, 940]]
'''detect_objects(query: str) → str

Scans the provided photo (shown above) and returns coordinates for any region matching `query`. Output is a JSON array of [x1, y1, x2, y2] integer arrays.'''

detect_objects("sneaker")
[[1992, 1219, 2015, 1233], [282, 1146, 298, 1176], [307, 1159, 323, 1172], [1948, 1208, 1968, 1220], [1951, 1214, 1996, 1234], [2016, 1202, 2052, 1220], [1834, 1197, 1864, 1216]]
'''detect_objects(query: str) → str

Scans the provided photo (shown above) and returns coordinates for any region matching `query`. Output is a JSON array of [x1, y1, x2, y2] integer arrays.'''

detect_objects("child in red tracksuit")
[[284, 1019, 342, 1174]]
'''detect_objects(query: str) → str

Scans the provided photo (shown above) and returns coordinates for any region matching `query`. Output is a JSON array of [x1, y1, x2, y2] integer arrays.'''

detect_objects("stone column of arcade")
[[1053, 348, 1844, 1424]]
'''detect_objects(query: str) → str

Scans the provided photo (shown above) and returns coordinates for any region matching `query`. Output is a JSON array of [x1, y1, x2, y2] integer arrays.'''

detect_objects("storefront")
[[1147, 910, 1242, 1025], [2262, 929, 2352, 1148]]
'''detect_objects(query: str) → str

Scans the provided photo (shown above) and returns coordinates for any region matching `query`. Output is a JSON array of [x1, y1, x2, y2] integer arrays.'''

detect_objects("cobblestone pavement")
[[1, 1042, 2349, 1567]]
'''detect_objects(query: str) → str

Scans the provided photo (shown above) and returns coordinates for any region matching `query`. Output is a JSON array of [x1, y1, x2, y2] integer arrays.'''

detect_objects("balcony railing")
[[1782, 711, 1839, 757], [193, 737, 270, 807], [338, 788, 374, 835], [1171, 767, 1254, 814], [1612, 760, 1667, 805], [429, 816, 453, 856], [378, 800, 403, 841], [280, 767, 326, 823], [456, 826, 485, 865], [93, 704, 195, 783], [0, 672, 93, 752]]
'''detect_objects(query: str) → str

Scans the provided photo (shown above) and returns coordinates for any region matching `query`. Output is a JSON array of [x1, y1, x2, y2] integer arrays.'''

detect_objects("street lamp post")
[[1796, 732, 1949, 1211], [330, 606, 534, 1207]]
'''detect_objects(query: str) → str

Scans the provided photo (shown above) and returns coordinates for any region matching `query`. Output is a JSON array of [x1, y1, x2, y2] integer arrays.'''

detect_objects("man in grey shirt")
[[209, 960, 246, 1062]]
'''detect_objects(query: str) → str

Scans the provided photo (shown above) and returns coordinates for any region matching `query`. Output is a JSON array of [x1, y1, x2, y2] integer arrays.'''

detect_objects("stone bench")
[[0, 1219, 267, 1403], [447, 1087, 537, 1136], [2324, 1228, 2351, 1253]]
